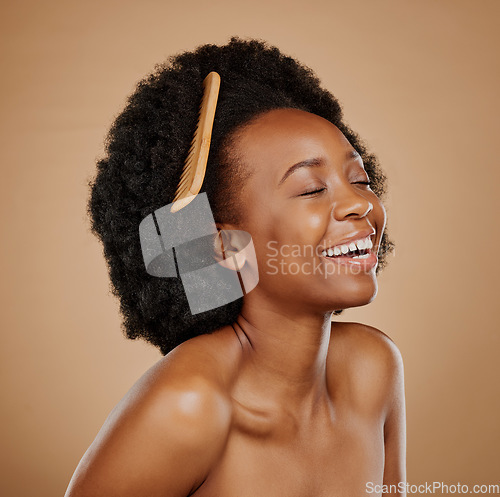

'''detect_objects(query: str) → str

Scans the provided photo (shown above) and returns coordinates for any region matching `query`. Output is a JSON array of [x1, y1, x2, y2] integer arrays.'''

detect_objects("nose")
[[330, 182, 373, 221]]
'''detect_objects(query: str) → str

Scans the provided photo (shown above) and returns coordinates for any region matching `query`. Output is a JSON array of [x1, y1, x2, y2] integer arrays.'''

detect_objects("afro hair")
[[87, 36, 395, 356]]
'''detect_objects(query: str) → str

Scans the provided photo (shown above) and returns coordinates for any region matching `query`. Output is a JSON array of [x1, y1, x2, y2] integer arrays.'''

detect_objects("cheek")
[[307, 213, 323, 230], [372, 197, 387, 232], [244, 198, 327, 253], [273, 210, 325, 244]]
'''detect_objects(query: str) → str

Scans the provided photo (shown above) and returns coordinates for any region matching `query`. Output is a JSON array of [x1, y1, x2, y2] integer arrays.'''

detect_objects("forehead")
[[233, 108, 354, 171]]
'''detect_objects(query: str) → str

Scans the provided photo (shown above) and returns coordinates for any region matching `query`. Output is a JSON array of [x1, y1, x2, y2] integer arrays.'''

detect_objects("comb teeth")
[[171, 72, 221, 213]]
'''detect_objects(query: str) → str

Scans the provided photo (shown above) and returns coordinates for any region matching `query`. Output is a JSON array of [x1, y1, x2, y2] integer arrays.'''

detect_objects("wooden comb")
[[170, 71, 221, 213]]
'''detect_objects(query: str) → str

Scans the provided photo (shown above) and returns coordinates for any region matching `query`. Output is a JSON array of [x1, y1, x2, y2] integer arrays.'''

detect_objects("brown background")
[[1, 0, 499, 495]]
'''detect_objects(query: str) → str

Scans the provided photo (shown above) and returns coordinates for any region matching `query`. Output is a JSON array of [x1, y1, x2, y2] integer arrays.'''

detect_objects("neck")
[[232, 298, 334, 417]]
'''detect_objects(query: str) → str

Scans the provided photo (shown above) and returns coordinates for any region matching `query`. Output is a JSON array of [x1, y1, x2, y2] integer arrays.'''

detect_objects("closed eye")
[[352, 181, 371, 186], [299, 188, 326, 197]]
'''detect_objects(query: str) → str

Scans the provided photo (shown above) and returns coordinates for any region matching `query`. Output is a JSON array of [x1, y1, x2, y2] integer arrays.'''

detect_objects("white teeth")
[[356, 239, 366, 250], [351, 253, 370, 259], [322, 235, 374, 258]]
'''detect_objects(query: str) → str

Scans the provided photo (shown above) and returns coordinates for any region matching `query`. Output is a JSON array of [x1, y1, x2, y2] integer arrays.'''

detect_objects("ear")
[[213, 225, 248, 271]]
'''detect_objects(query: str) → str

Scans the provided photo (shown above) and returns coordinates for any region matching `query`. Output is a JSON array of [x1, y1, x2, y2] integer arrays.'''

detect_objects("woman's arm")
[[64, 369, 232, 497], [382, 340, 406, 497], [334, 322, 407, 496]]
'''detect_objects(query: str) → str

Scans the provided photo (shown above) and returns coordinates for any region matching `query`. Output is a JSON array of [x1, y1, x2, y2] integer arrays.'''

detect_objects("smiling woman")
[[230, 108, 387, 298], [65, 37, 404, 497]]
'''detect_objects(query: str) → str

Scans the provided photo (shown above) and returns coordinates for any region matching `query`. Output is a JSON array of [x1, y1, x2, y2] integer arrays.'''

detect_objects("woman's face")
[[228, 108, 387, 313]]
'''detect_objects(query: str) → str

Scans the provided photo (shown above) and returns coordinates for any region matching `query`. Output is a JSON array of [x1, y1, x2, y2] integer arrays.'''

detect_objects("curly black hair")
[[87, 36, 395, 356]]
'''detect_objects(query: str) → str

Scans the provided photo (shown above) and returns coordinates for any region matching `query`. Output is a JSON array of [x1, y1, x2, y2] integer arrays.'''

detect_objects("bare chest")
[[191, 410, 385, 497]]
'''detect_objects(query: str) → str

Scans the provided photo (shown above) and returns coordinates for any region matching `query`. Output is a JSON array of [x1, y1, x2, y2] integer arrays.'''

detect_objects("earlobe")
[[219, 250, 247, 271], [213, 229, 248, 271]]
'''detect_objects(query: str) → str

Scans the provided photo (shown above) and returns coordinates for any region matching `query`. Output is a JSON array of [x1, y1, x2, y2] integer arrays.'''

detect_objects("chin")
[[356, 286, 378, 306], [328, 279, 379, 311]]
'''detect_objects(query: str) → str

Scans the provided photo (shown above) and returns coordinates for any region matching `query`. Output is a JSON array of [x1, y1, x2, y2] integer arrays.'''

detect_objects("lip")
[[322, 250, 378, 270], [322, 229, 376, 252]]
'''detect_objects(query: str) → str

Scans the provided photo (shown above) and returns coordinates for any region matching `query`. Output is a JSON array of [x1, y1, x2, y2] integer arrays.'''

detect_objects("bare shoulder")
[[329, 321, 404, 420], [330, 320, 403, 365], [65, 327, 239, 497]]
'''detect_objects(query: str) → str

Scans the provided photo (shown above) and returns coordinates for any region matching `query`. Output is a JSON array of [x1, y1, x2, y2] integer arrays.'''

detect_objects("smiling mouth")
[[321, 235, 373, 259]]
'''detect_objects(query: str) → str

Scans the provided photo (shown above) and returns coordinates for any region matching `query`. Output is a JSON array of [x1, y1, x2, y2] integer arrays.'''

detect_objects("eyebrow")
[[278, 149, 361, 187]]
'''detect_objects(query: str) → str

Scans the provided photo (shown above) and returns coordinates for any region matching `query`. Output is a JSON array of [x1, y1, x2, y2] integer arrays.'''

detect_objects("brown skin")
[[65, 109, 406, 497]]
